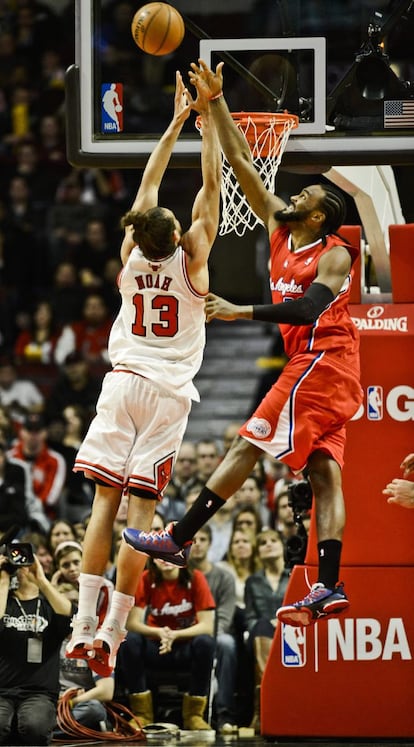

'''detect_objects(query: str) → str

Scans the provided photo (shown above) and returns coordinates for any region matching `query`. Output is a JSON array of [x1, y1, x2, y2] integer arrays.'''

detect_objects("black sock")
[[317, 539, 342, 590], [172, 487, 226, 546]]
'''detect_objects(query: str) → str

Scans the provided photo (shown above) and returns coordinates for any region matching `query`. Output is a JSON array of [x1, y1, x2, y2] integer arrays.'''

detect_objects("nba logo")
[[101, 83, 124, 133], [367, 385, 383, 420], [281, 624, 306, 667]]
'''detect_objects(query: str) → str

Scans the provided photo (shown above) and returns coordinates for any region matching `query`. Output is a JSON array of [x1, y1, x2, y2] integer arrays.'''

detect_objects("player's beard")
[[274, 206, 313, 223]]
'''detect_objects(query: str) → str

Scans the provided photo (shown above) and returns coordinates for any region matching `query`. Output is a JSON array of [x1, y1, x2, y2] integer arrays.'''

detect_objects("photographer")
[[0, 548, 74, 745]]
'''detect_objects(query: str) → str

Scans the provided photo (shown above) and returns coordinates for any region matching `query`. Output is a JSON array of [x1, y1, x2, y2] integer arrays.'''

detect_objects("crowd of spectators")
[[1, 402, 310, 736], [0, 1, 134, 365]]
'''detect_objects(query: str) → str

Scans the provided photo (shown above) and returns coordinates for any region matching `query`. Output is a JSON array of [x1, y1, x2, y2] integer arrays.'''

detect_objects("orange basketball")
[[131, 3, 185, 56]]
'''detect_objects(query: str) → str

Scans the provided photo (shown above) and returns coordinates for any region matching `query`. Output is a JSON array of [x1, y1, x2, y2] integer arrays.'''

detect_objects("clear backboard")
[[66, 0, 414, 169]]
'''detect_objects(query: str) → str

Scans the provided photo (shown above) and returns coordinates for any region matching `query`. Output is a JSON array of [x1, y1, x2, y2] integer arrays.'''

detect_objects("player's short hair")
[[319, 184, 347, 235]]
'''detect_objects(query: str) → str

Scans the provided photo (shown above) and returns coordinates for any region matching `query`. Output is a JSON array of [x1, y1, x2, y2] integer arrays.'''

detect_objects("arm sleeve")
[[252, 282, 335, 326]]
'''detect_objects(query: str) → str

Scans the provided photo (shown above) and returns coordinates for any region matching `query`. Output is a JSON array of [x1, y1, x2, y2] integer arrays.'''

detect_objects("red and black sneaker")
[[276, 582, 349, 627]]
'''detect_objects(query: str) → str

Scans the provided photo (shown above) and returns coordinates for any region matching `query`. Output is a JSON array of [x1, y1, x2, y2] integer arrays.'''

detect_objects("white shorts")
[[74, 369, 191, 499]]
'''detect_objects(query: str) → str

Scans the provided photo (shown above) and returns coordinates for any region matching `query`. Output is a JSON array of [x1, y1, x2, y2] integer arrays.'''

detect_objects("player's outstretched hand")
[[173, 70, 192, 124], [401, 453, 414, 477], [383, 478, 414, 508], [205, 292, 241, 322], [189, 60, 224, 103]]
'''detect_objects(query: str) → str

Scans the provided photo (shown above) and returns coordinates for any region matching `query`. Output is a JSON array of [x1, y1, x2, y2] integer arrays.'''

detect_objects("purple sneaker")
[[123, 522, 192, 567], [276, 582, 349, 627]]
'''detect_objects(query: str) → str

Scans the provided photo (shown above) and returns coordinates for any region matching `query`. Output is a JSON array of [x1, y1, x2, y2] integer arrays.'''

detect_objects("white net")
[[200, 113, 297, 237]]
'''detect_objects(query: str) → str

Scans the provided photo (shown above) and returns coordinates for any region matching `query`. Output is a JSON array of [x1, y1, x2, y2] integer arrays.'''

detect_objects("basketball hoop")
[[196, 111, 298, 237]]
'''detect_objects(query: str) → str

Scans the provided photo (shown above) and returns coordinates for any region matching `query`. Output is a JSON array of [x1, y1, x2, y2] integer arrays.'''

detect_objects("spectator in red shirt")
[[55, 293, 113, 365], [8, 413, 66, 521], [116, 558, 216, 731]]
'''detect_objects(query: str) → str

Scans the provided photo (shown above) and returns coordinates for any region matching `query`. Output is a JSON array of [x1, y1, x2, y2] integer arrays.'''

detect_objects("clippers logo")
[[367, 386, 383, 420], [281, 624, 306, 667], [246, 417, 272, 439]]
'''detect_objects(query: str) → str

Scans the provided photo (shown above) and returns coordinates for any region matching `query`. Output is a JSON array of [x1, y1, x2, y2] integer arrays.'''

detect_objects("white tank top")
[[108, 245, 206, 401]]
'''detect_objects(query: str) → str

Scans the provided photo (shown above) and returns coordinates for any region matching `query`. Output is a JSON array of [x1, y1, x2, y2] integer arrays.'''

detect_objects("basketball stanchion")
[[196, 111, 298, 236]]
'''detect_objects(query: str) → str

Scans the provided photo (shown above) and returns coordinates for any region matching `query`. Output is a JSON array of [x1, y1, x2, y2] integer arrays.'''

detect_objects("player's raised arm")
[[189, 59, 287, 231], [120, 71, 192, 265], [181, 97, 221, 293]]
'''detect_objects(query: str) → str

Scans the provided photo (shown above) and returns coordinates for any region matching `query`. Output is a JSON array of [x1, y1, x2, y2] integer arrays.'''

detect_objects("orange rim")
[[196, 111, 298, 157]]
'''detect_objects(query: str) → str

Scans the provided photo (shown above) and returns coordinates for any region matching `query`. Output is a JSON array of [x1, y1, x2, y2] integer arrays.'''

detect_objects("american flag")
[[384, 99, 414, 128]]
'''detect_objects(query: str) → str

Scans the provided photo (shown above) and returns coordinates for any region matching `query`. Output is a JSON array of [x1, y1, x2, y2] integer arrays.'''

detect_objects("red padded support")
[[389, 224, 414, 302]]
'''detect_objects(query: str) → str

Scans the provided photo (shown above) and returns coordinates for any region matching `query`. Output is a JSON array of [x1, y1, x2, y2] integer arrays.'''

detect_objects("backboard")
[[66, 0, 414, 169]]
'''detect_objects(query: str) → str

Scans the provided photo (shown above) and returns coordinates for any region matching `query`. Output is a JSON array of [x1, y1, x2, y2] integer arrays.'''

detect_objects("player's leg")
[[276, 450, 349, 626], [123, 435, 263, 561], [66, 483, 122, 658], [91, 493, 156, 676], [123, 358, 305, 562]]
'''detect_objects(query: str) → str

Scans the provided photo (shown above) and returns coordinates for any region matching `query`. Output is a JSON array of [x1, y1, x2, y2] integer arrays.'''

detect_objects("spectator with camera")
[[0, 548, 74, 745]]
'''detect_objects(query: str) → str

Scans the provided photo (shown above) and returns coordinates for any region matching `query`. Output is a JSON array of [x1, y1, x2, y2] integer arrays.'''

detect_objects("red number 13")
[[131, 293, 178, 337]]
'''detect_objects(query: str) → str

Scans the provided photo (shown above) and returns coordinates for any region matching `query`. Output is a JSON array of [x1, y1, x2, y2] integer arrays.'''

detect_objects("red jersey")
[[8, 442, 66, 516], [135, 569, 215, 631], [71, 318, 112, 361], [269, 226, 359, 362]]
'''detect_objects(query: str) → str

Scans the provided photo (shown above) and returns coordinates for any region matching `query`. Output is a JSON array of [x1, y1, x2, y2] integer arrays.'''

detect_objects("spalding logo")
[[246, 417, 272, 439]]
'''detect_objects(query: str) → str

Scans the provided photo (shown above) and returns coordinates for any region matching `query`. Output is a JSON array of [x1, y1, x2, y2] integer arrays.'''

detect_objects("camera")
[[0, 526, 35, 575], [285, 479, 313, 568], [287, 479, 313, 515]]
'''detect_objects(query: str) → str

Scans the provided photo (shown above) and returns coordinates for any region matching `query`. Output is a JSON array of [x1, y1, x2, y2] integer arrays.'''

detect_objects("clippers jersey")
[[269, 226, 360, 362], [108, 245, 206, 401]]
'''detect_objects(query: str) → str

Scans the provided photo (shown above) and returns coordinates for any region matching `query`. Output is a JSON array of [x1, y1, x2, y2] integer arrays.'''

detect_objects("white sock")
[[106, 590, 135, 630], [77, 573, 104, 619]]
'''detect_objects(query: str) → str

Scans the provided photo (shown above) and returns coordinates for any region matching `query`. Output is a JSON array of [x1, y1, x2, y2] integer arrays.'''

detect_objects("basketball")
[[131, 3, 185, 56]]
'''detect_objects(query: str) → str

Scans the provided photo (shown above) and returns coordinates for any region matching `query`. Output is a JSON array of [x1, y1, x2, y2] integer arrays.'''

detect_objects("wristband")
[[209, 91, 223, 101]]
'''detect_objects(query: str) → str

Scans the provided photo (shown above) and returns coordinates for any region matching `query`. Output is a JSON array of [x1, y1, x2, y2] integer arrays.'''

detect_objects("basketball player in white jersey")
[[65, 71, 221, 675]]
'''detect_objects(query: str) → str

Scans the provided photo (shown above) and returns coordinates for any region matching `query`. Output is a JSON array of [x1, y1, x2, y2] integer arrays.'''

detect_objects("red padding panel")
[[305, 303, 414, 567], [262, 565, 414, 739], [389, 224, 414, 302]]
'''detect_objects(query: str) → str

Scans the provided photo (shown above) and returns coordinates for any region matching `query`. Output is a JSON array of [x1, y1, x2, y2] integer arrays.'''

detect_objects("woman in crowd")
[[116, 557, 216, 731], [218, 525, 258, 640], [244, 528, 290, 731], [47, 519, 77, 554]]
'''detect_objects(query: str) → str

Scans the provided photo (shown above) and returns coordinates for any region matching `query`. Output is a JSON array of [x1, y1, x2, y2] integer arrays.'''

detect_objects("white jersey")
[[108, 245, 206, 401]]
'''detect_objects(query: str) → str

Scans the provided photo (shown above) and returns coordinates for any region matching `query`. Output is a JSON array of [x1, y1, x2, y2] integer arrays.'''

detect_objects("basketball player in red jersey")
[[65, 71, 221, 675], [124, 60, 363, 627]]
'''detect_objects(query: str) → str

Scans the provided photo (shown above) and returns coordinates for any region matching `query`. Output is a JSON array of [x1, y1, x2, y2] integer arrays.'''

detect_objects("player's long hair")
[[319, 184, 347, 244], [148, 558, 193, 588], [121, 206, 176, 260]]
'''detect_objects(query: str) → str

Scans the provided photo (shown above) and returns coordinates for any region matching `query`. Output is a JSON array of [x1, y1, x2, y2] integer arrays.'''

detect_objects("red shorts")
[[240, 351, 362, 473]]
